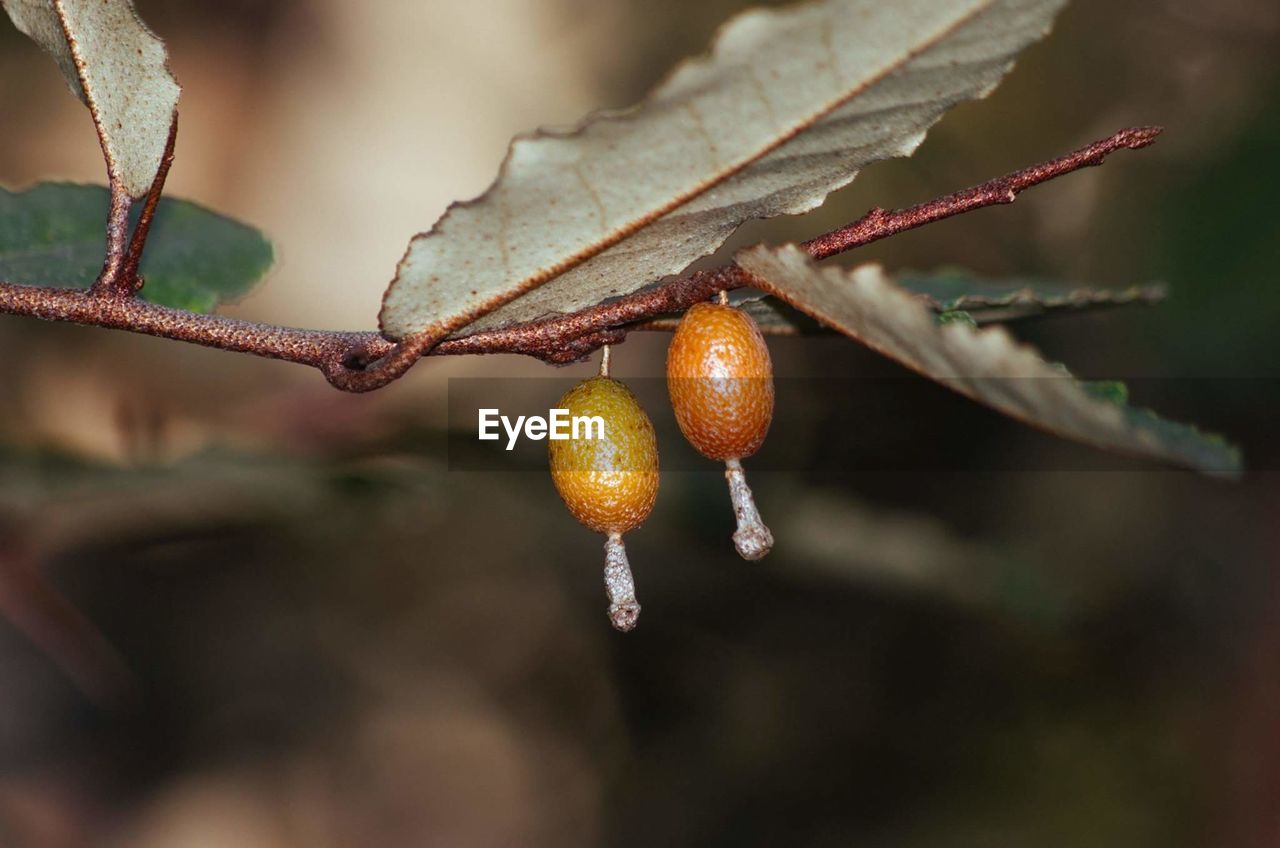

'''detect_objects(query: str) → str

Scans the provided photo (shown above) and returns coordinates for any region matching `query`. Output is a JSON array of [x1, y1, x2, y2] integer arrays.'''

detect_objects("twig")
[[800, 125, 1163, 259], [90, 183, 133, 297], [0, 127, 1161, 392], [0, 282, 387, 371], [119, 116, 180, 289]]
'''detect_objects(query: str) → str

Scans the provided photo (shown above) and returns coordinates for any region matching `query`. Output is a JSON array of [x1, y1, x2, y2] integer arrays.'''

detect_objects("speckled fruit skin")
[[667, 302, 774, 462], [549, 376, 659, 536]]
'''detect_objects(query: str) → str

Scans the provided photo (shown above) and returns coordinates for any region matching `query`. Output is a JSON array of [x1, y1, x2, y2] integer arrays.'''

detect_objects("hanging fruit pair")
[[549, 296, 774, 632], [548, 350, 658, 632], [666, 297, 774, 560]]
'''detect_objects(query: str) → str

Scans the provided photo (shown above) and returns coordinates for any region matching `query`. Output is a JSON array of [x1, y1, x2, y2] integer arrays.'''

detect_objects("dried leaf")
[[2, 0, 180, 198], [639, 273, 1164, 335], [737, 245, 1241, 476], [898, 269, 1167, 321], [380, 0, 1067, 342], [776, 489, 1046, 617]]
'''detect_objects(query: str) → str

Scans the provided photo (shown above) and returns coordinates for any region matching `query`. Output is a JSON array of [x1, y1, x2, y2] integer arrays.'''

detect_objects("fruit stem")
[[603, 533, 641, 631], [717, 290, 729, 306], [724, 458, 773, 560], [599, 344, 612, 378]]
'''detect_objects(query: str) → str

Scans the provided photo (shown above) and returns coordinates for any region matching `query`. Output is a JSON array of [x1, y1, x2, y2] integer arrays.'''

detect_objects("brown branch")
[[0, 282, 388, 372], [0, 127, 1161, 391]]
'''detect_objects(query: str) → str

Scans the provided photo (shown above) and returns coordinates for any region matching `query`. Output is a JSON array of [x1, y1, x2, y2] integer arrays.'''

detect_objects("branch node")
[[88, 185, 134, 298]]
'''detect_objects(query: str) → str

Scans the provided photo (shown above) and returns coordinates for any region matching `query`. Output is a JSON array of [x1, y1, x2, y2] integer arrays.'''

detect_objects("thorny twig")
[[0, 127, 1162, 392]]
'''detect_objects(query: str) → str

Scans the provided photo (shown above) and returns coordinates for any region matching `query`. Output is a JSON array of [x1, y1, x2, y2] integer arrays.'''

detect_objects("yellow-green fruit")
[[549, 376, 659, 536]]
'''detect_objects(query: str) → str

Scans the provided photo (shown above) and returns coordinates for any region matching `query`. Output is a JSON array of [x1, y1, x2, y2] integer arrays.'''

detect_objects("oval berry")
[[549, 375, 659, 537], [667, 301, 775, 561], [666, 301, 774, 462]]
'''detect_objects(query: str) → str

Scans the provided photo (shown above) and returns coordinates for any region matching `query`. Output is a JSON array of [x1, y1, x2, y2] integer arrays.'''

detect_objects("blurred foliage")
[[900, 268, 1166, 316], [0, 183, 273, 312], [1152, 78, 1280, 375]]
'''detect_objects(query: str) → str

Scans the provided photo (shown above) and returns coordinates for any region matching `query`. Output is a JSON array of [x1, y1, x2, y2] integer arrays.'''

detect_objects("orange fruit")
[[666, 301, 774, 462], [667, 301, 775, 560]]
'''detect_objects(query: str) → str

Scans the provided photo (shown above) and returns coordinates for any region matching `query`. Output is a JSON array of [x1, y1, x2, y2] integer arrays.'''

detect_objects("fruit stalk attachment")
[[603, 533, 641, 632], [724, 458, 772, 561]]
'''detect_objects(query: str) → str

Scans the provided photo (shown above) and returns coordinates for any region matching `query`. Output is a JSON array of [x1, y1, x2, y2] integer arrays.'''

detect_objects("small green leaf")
[[0, 183, 273, 312], [1082, 380, 1130, 406], [936, 309, 978, 328]]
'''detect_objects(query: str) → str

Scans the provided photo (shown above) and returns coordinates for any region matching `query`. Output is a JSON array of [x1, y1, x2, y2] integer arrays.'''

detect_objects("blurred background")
[[1, 0, 1278, 845]]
